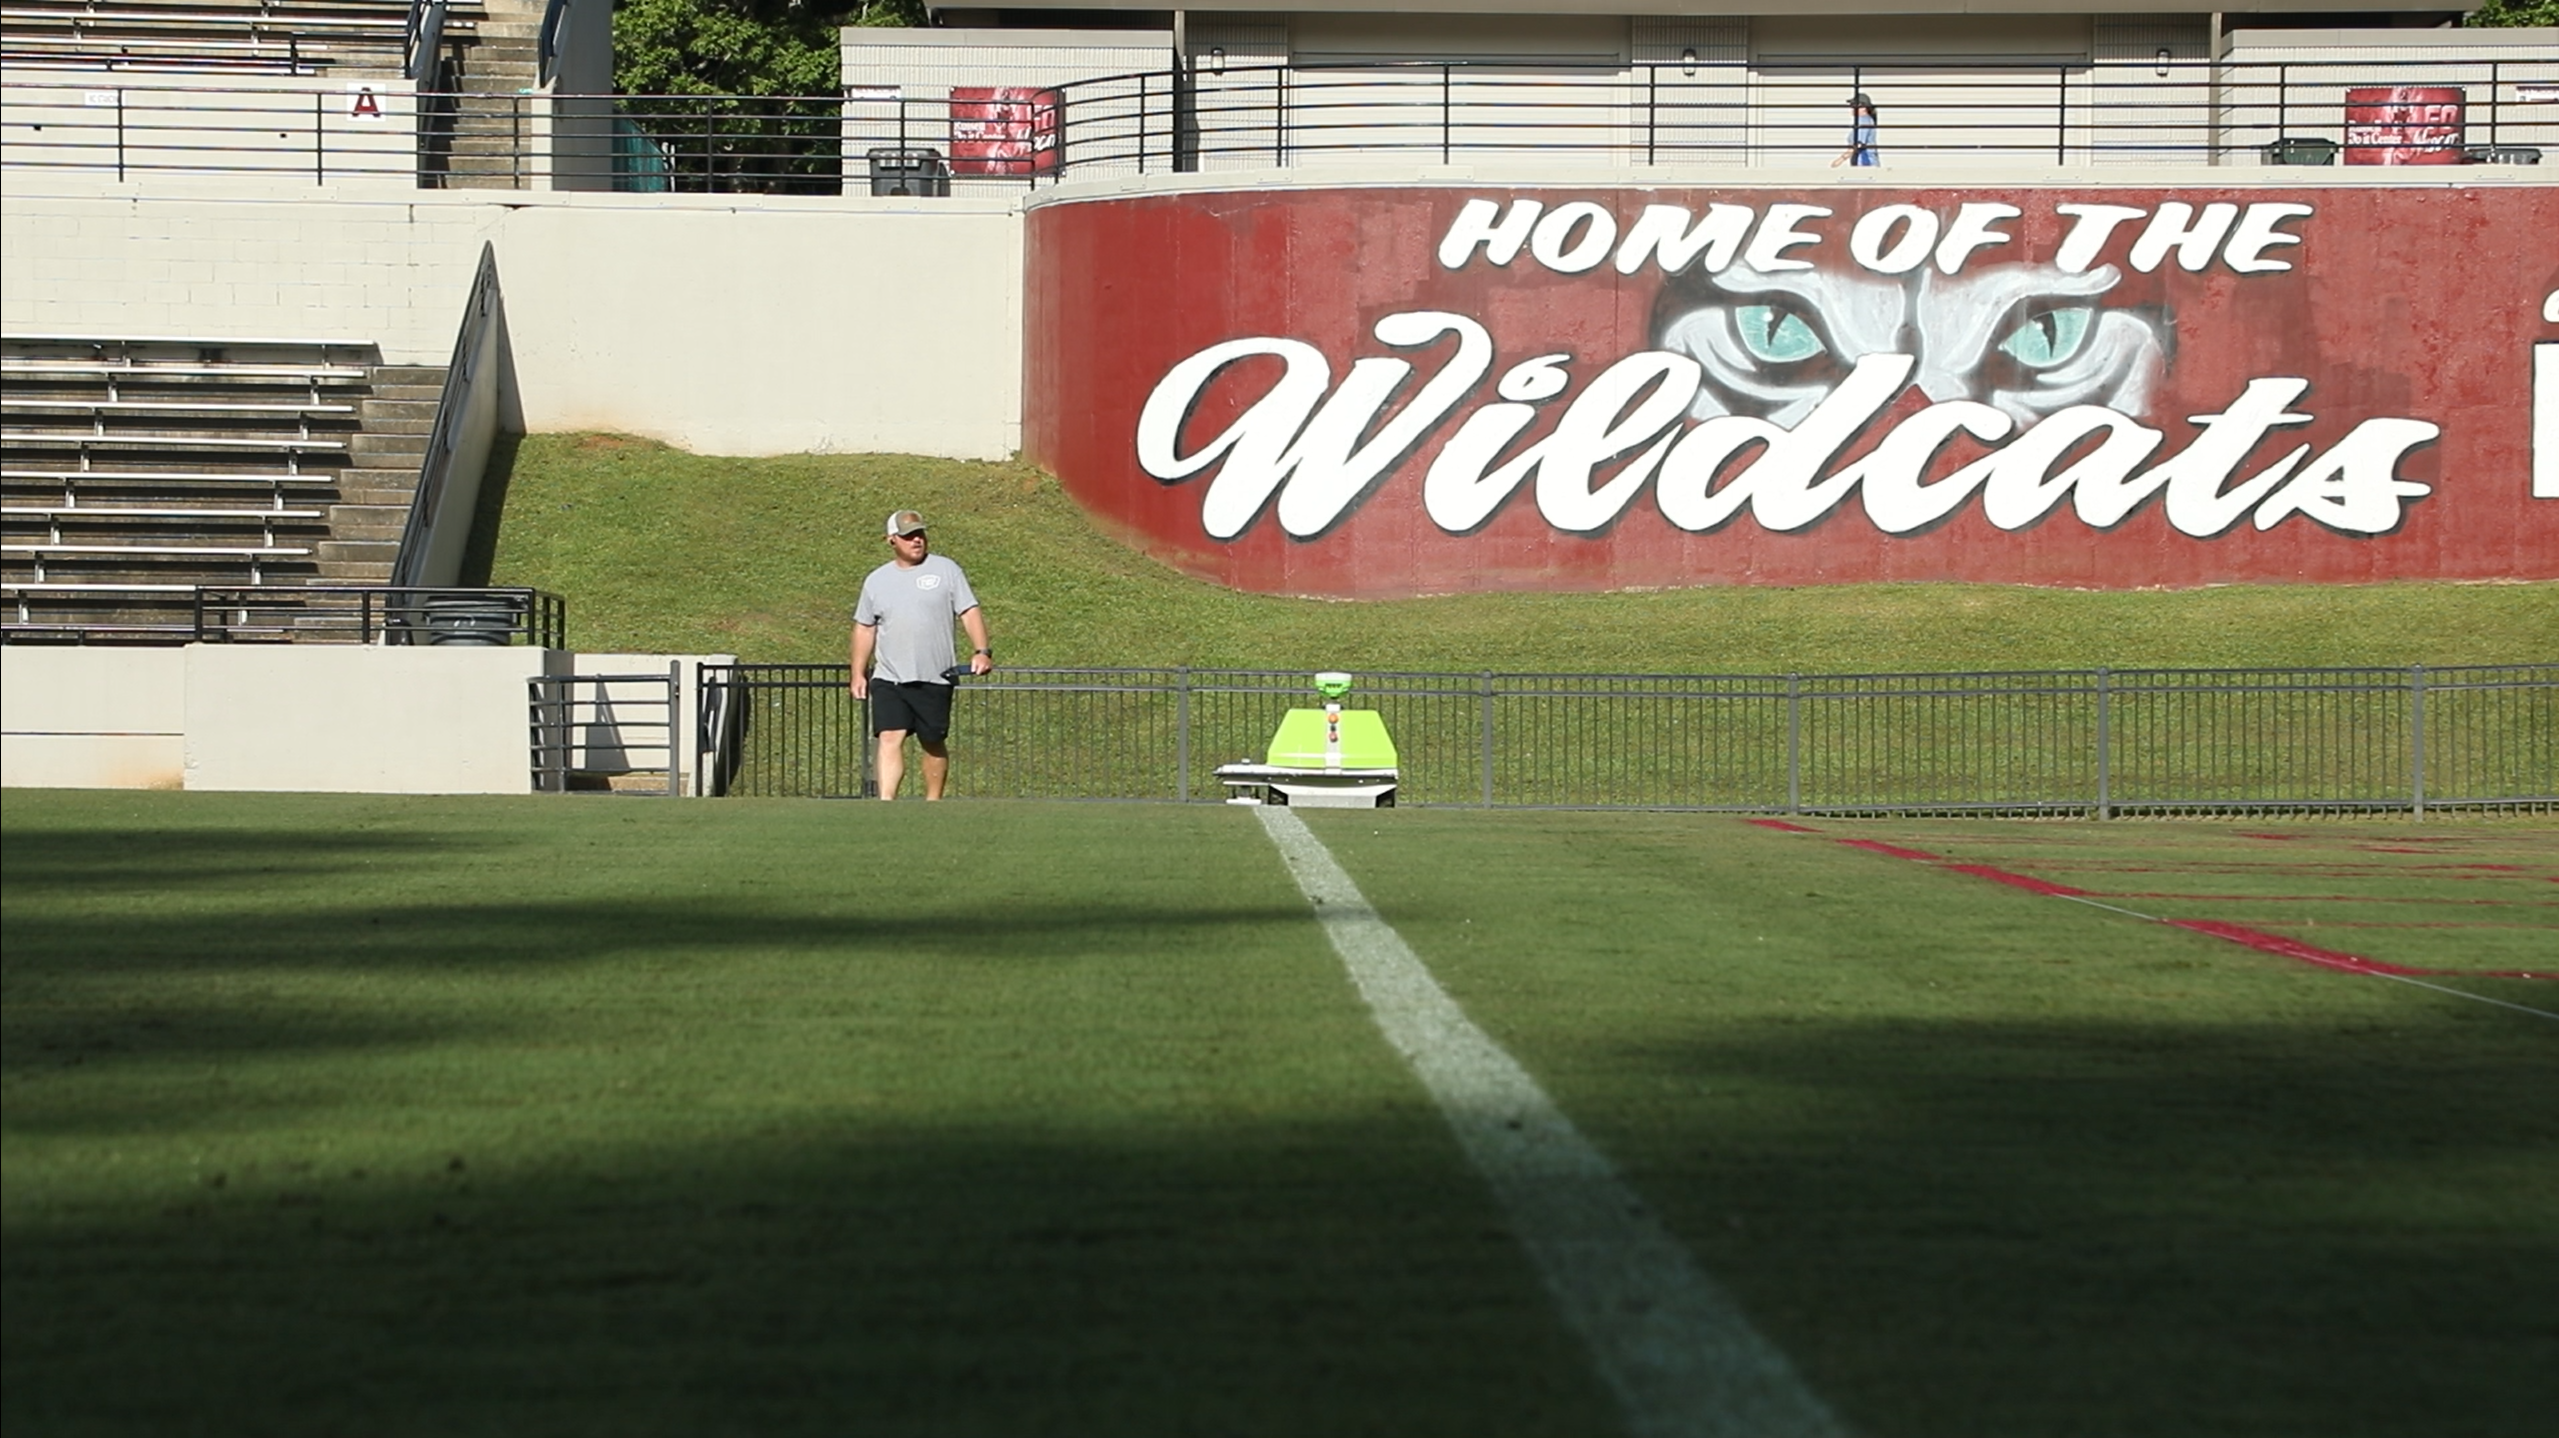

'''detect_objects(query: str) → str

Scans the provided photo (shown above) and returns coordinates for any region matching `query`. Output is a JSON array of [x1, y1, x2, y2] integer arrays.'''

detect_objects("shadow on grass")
[[2, 1118, 1616, 1438], [0, 825, 474, 892], [8, 817, 2555, 1437]]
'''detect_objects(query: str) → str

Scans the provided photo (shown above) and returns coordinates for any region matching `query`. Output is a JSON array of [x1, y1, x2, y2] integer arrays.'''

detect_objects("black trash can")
[[868, 147, 950, 197], [2263, 136, 2338, 166], [417, 593, 523, 646]]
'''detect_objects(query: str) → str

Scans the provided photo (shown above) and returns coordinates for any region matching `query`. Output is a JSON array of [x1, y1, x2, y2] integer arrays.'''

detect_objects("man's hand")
[[970, 651, 993, 676], [850, 672, 869, 701]]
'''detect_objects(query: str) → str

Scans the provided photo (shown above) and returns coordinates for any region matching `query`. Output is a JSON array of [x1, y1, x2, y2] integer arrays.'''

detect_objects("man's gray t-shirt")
[[854, 554, 980, 684]]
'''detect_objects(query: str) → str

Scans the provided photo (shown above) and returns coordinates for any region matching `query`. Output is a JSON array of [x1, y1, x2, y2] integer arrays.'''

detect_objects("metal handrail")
[[4, 55, 2549, 189], [190, 584, 565, 646], [535, 0, 567, 88], [389, 240, 498, 589], [403, 0, 444, 84]]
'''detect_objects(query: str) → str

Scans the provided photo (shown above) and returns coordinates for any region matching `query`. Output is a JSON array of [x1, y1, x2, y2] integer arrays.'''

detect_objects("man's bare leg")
[[876, 730, 907, 800], [919, 739, 951, 800]]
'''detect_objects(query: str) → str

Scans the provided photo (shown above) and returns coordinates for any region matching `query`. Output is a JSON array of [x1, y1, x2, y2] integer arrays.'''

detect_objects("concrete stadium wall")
[[0, 646, 187, 790], [0, 178, 1024, 458], [1, 645, 734, 795], [1023, 168, 2559, 596]]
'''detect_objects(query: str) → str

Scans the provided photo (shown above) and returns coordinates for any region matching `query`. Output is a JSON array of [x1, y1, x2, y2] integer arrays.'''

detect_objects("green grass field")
[[473, 436, 2559, 671], [7, 791, 2552, 1437]]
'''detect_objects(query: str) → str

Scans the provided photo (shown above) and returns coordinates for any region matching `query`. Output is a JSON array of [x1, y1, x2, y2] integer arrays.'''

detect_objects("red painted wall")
[[1023, 183, 2559, 597]]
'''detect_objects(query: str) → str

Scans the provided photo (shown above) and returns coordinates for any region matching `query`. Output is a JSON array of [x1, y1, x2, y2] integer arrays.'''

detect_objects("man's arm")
[[850, 621, 877, 699], [960, 606, 992, 675]]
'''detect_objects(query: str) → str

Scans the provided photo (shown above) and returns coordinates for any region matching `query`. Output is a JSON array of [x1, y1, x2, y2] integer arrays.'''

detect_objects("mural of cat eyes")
[[1655, 261, 2169, 429], [1732, 302, 1829, 365], [1998, 304, 2095, 368]]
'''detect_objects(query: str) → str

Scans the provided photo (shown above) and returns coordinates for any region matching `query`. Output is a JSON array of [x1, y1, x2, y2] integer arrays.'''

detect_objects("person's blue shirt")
[[1851, 115, 1879, 166]]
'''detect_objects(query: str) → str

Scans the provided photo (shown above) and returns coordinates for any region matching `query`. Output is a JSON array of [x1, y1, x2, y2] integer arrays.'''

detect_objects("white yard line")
[[1255, 806, 1846, 1438]]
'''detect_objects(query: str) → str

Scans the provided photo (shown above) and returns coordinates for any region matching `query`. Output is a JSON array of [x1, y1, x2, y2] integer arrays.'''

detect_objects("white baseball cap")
[[886, 509, 926, 537]]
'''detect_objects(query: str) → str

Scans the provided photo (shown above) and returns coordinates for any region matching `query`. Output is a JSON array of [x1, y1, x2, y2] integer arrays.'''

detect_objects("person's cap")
[[886, 509, 926, 537], [1849, 92, 1873, 107]]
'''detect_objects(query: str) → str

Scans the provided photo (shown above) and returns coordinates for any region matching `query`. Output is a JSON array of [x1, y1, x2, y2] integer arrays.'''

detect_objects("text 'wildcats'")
[[1134, 196, 2439, 544]]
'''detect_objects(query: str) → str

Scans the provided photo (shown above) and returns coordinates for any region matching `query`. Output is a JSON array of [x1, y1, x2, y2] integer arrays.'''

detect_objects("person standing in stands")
[[1834, 92, 1880, 167], [850, 509, 993, 800]]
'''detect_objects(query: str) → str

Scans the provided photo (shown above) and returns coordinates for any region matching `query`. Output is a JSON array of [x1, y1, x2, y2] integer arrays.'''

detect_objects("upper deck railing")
[[2, 53, 2551, 191]]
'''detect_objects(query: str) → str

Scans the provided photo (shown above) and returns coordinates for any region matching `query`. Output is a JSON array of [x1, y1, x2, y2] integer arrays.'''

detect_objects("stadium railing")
[[6, 52, 2549, 191], [694, 663, 2557, 816], [191, 583, 564, 645]]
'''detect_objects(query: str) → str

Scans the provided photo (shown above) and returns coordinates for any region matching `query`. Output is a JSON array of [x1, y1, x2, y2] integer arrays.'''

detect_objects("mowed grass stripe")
[[1254, 806, 1844, 1438], [1297, 810, 2559, 1438], [2, 792, 1624, 1437]]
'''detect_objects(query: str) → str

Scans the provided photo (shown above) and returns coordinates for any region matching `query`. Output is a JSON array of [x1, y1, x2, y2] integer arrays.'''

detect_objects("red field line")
[[2087, 892, 2548, 907], [1760, 822, 2558, 982], [2163, 920, 2555, 981], [1941, 863, 2089, 897], [1838, 838, 1941, 862]]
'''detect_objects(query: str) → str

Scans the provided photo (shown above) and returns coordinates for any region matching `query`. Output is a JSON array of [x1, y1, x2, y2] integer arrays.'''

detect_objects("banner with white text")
[[1024, 184, 2559, 596]]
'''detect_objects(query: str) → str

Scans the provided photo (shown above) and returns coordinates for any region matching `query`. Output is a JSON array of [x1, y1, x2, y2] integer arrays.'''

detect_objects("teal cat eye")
[[1733, 305, 1826, 364], [1999, 306, 2095, 368]]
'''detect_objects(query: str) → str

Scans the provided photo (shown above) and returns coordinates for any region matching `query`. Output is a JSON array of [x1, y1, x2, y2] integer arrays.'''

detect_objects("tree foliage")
[[2465, 0, 2558, 25], [610, 0, 915, 192]]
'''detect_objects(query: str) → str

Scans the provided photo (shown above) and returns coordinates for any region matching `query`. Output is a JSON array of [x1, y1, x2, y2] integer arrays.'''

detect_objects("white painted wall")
[[183, 643, 564, 793], [0, 178, 1025, 458], [0, 645, 187, 789], [2, 644, 743, 795]]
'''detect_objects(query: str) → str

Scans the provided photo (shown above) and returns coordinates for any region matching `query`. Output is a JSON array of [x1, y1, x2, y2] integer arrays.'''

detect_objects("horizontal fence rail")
[[531, 667, 680, 796], [696, 664, 2557, 815], [193, 585, 564, 646], [5, 55, 2551, 190]]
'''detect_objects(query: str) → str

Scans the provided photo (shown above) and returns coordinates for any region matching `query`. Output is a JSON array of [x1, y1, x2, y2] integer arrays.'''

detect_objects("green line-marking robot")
[[1216, 671, 1400, 807]]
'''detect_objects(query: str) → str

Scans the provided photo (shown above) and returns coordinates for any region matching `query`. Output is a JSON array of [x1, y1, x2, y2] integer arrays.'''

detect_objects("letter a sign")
[[347, 85, 384, 121]]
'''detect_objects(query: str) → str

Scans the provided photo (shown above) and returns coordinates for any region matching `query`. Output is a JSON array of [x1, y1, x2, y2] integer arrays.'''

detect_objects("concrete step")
[[371, 384, 446, 403], [318, 539, 398, 566], [318, 560, 396, 584], [361, 399, 440, 423], [372, 366, 446, 386], [326, 504, 411, 541]]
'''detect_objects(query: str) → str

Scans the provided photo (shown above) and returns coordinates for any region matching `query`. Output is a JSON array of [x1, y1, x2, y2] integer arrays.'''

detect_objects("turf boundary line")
[[1763, 825, 2559, 1019], [1255, 807, 1846, 1438]]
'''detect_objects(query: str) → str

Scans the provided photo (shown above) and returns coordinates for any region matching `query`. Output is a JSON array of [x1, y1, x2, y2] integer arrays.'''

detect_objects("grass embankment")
[[6, 791, 2553, 1436], [479, 435, 2559, 670]]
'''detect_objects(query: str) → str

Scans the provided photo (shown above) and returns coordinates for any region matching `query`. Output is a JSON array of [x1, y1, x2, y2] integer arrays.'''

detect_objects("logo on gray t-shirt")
[[854, 554, 979, 684]]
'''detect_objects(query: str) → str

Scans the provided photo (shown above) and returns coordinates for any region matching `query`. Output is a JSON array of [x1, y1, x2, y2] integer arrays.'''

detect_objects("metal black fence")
[[7, 53, 2551, 191], [697, 663, 2557, 815], [192, 585, 565, 646]]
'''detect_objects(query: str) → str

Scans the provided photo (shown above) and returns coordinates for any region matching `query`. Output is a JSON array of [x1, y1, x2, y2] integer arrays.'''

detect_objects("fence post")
[[1441, 63, 1453, 164], [1786, 672, 1802, 814], [314, 92, 326, 184], [2055, 63, 2067, 164], [667, 661, 683, 797], [1646, 63, 1658, 164], [2095, 666, 2111, 820], [115, 88, 126, 181], [2410, 663, 2426, 820], [1176, 665, 1191, 803], [1480, 670, 1495, 807]]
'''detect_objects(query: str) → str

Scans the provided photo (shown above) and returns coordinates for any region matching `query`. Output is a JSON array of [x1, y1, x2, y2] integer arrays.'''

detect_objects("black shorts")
[[870, 681, 954, 743]]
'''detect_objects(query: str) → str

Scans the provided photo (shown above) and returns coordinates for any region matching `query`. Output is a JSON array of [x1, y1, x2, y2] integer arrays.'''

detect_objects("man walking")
[[851, 509, 992, 800]]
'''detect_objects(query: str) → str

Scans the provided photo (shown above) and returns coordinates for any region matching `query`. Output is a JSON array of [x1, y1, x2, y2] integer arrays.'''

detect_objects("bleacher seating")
[[2, 334, 440, 641], [0, 1, 479, 76]]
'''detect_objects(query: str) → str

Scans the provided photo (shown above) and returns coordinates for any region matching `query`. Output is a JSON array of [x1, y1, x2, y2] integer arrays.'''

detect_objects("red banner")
[[950, 87, 1060, 177], [2345, 87, 2466, 166], [1024, 184, 2559, 597]]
